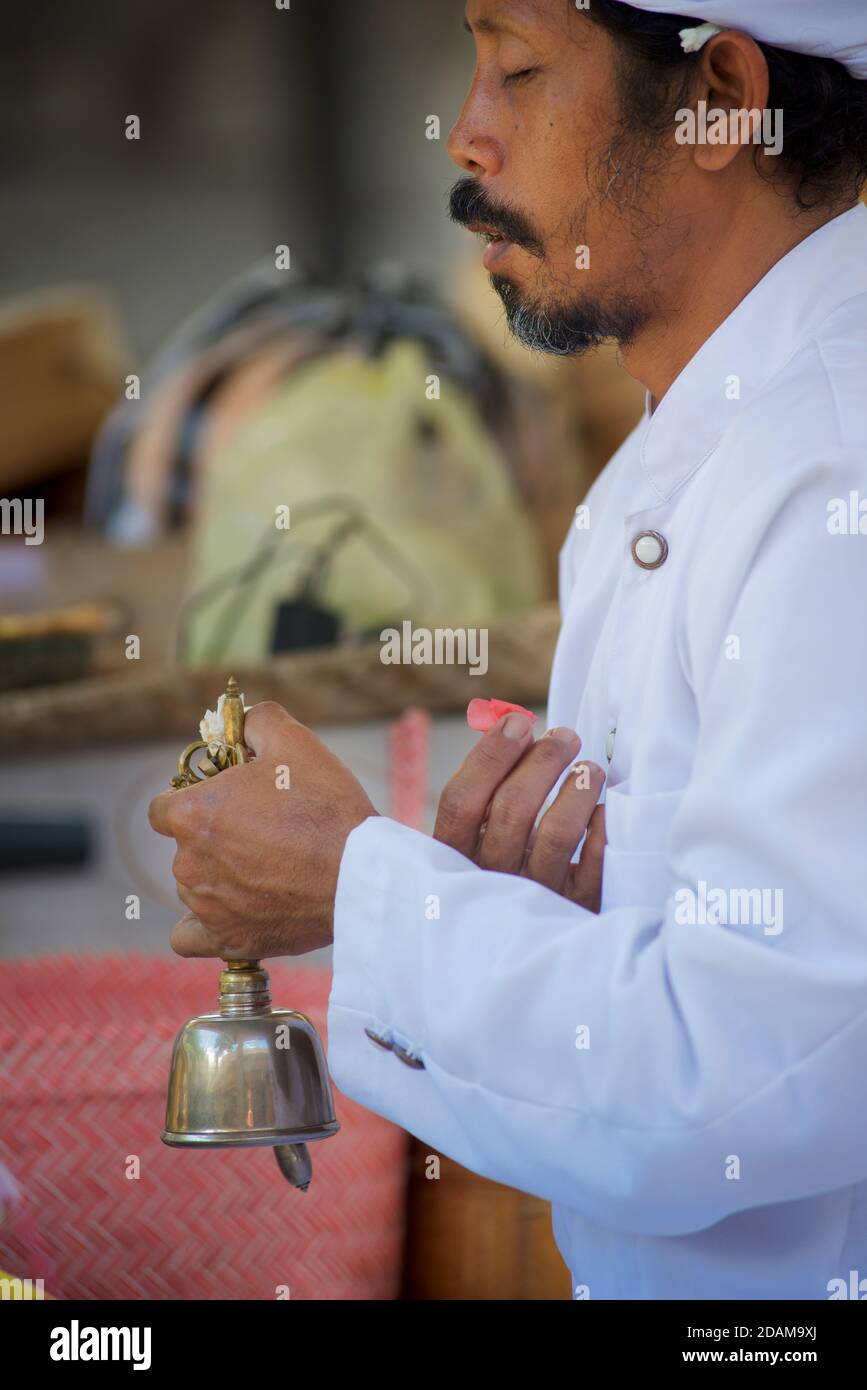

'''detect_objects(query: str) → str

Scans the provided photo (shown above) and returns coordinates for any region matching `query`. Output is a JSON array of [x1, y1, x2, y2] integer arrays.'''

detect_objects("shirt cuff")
[[326, 815, 440, 1127]]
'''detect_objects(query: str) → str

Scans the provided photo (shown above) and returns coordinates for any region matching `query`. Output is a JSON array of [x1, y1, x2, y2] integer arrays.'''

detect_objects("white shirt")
[[327, 204, 867, 1300]]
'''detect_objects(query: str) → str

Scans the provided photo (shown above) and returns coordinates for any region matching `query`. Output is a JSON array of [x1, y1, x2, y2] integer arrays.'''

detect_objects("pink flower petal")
[[466, 698, 538, 733]]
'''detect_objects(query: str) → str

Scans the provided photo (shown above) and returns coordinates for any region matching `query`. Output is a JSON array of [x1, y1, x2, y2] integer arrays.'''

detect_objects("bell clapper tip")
[[274, 1142, 313, 1192]]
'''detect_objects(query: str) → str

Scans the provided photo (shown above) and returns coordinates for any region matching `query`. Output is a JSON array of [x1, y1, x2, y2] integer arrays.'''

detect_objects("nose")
[[447, 95, 505, 177]]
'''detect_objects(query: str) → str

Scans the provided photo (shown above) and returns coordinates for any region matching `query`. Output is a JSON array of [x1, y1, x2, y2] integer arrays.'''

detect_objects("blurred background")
[[0, 0, 644, 1301]]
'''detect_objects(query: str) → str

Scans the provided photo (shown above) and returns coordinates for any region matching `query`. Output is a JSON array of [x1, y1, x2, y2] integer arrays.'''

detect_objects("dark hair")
[[583, 0, 867, 209]]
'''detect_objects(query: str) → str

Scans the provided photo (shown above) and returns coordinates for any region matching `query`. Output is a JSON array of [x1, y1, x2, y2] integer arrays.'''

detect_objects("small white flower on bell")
[[200, 694, 227, 754]]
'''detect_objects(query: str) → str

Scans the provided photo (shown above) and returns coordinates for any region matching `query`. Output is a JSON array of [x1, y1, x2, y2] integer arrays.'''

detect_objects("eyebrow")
[[463, 15, 529, 38]]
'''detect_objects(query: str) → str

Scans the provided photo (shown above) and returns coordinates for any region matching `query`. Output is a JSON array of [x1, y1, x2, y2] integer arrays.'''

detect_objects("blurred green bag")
[[183, 338, 543, 666]]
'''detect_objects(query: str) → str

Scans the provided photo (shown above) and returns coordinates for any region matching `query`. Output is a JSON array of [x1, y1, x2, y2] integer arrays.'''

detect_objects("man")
[[150, 1, 867, 1299]]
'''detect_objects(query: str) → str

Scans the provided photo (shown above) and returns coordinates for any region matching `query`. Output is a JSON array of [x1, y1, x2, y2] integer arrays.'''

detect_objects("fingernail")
[[468, 697, 537, 733], [502, 713, 533, 740], [545, 726, 580, 745], [571, 762, 605, 782]]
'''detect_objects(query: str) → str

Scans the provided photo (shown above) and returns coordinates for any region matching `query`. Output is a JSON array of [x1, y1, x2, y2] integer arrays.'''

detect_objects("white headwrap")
[[615, 2, 867, 79]]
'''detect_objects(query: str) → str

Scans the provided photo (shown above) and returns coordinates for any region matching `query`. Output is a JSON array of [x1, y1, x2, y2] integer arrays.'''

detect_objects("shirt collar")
[[639, 203, 867, 502]]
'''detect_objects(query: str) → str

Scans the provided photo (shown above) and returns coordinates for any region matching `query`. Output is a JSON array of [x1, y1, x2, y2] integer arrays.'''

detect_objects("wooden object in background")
[[0, 601, 120, 693], [0, 291, 127, 490], [0, 602, 560, 753], [402, 1141, 571, 1300]]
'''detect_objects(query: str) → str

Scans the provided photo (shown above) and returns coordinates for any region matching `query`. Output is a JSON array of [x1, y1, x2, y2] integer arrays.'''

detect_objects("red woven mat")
[[0, 955, 407, 1300]]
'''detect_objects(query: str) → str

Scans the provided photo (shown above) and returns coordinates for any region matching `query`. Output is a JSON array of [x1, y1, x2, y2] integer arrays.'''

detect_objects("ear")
[[690, 32, 771, 173]]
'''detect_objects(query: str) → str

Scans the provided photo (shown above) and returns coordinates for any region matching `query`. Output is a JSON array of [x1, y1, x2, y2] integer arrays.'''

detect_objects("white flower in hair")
[[679, 22, 723, 54]]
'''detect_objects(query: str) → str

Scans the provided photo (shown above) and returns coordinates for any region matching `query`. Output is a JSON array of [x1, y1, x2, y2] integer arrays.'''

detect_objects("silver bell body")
[[160, 687, 339, 1190], [161, 1005, 339, 1149], [161, 962, 339, 1181]]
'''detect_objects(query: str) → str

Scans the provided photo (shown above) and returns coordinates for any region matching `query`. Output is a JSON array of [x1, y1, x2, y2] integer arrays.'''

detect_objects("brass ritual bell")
[[160, 677, 339, 1190]]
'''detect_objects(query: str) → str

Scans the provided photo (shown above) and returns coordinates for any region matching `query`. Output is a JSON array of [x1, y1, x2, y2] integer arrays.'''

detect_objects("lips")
[[467, 220, 506, 243], [481, 236, 513, 270], [467, 221, 514, 270]]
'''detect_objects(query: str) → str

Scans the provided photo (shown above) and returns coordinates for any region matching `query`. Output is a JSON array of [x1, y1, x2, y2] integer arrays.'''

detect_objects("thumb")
[[171, 912, 224, 959], [242, 700, 300, 758]]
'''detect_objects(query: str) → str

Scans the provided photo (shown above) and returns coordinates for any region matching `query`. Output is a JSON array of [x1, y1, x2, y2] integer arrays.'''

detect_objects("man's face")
[[448, 0, 691, 356]]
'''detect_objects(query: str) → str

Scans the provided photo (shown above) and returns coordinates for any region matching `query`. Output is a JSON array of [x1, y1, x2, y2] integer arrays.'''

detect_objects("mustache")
[[448, 178, 545, 258]]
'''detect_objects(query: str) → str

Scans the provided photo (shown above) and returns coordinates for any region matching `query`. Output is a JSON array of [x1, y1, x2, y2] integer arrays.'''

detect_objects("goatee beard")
[[491, 273, 646, 358]]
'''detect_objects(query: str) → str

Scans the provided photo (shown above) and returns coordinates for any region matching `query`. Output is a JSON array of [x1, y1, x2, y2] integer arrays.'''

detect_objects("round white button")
[[606, 728, 616, 762], [631, 531, 668, 570]]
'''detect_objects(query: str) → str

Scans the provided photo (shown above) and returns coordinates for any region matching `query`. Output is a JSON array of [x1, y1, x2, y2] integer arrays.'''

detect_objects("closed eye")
[[503, 68, 538, 86]]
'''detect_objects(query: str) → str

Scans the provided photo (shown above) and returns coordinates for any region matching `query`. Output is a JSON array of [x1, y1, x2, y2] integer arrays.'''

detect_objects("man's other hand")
[[434, 714, 606, 912]]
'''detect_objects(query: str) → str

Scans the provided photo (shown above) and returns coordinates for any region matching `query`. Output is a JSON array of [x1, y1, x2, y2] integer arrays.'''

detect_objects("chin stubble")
[[491, 271, 647, 358]]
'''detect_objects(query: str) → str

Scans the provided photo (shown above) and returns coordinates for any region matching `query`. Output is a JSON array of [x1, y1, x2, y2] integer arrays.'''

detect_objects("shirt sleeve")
[[327, 451, 867, 1238]]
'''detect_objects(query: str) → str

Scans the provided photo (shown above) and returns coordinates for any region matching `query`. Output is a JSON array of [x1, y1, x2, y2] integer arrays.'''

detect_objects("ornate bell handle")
[[169, 677, 261, 974], [170, 676, 248, 789]]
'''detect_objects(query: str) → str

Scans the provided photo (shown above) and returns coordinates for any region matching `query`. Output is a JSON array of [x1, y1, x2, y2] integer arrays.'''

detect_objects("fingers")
[[148, 789, 177, 837], [569, 803, 607, 913], [175, 879, 198, 913], [434, 711, 536, 857], [242, 701, 299, 758], [171, 911, 223, 959], [525, 761, 606, 893], [149, 704, 299, 839], [148, 774, 215, 838], [478, 728, 584, 873]]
